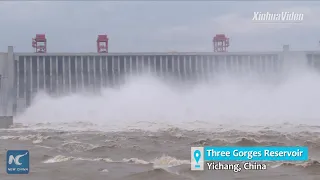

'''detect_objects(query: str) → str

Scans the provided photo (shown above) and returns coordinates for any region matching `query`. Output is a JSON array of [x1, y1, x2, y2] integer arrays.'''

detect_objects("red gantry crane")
[[97, 35, 109, 53], [213, 34, 229, 52], [32, 34, 47, 53]]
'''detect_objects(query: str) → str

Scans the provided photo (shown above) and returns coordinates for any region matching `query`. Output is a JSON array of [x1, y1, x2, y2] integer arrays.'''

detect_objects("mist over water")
[[15, 69, 320, 131]]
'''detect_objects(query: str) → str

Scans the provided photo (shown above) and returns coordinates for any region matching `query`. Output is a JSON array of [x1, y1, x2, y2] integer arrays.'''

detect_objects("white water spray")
[[15, 70, 320, 131]]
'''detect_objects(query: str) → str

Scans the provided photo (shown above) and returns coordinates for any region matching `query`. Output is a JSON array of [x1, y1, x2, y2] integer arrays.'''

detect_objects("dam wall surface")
[[1, 46, 320, 127], [0, 47, 14, 127]]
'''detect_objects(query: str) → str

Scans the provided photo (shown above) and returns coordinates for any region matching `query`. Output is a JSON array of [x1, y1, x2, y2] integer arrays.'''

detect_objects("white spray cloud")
[[15, 69, 320, 132]]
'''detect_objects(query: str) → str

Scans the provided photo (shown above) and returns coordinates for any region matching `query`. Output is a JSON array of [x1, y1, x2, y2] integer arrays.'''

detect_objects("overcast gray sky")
[[0, 1, 320, 53]]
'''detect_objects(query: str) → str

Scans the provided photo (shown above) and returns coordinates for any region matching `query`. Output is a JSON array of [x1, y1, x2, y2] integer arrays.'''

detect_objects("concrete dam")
[[1, 45, 320, 128]]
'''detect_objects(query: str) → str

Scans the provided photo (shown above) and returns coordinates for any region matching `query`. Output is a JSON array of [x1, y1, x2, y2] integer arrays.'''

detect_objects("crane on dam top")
[[27, 34, 231, 53], [97, 35, 109, 53], [213, 34, 229, 52], [32, 34, 47, 53]]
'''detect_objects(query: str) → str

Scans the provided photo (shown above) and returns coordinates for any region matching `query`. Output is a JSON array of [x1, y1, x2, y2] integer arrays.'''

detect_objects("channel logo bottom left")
[[191, 147, 204, 171], [7, 150, 29, 174]]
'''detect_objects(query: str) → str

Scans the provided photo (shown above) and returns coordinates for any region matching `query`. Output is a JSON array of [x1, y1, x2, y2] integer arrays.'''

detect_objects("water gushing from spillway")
[[15, 69, 320, 132]]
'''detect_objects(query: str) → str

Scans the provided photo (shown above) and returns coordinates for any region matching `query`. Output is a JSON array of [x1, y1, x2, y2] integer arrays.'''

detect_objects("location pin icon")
[[194, 150, 201, 163]]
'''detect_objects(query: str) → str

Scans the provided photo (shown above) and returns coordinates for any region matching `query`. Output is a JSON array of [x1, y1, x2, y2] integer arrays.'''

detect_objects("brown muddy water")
[[1, 123, 320, 180]]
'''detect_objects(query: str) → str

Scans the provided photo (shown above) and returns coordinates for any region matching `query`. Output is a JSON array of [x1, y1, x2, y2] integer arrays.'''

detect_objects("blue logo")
[[193, 149, 201, 168], [6, 150, 29, 174]]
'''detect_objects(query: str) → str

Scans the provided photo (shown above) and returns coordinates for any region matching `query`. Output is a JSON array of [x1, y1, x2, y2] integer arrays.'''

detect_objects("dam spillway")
[[1, 46, 320, 127], [15, 52, 281, 95]]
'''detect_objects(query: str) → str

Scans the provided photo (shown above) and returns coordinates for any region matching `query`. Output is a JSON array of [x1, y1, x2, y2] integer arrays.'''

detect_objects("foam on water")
[[15, 70, 320, 131]]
